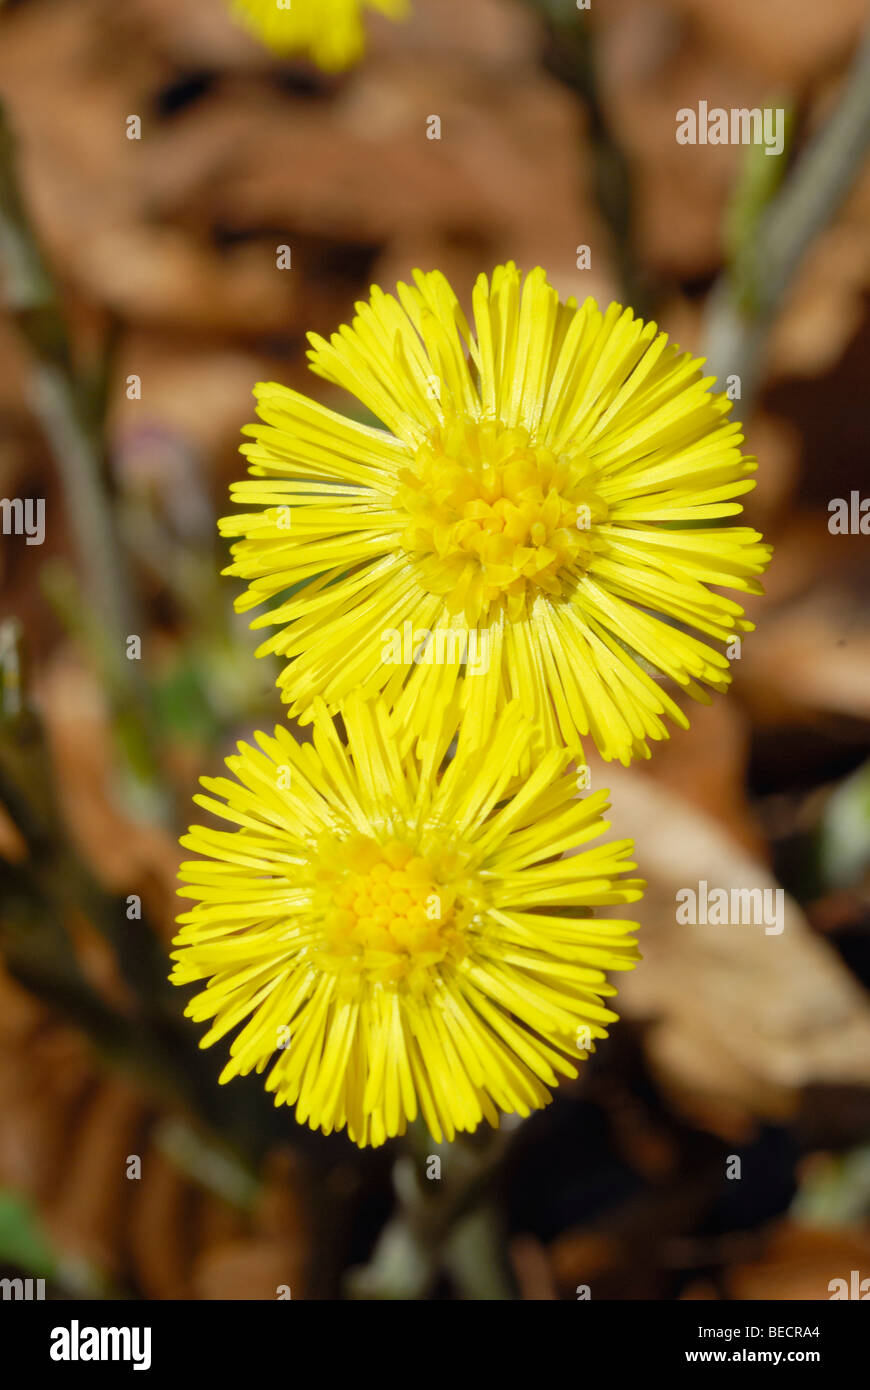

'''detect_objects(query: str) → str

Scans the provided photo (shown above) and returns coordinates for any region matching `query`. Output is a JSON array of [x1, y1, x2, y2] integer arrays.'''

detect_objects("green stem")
[[0, 103, 170, 823], [523, 0, 648, 313], [703, 21, 870, 403], [345, 1122, 516, 1299]]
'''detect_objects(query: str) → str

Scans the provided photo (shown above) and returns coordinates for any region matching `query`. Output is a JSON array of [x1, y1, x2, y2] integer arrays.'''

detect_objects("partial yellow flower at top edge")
[[229, 0, 408, 71], [171, 694, 642, 1148], [221, 263, 772, 767]]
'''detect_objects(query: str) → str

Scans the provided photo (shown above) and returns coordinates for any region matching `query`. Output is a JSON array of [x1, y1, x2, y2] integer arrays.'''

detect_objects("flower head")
[[229, 0, 407, 71], [223, 263, 772, 765], [171, 696, 642, 1147]]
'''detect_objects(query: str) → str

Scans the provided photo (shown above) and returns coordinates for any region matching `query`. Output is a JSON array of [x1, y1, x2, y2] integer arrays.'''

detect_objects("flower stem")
[[345, 1121, 517, 1299]]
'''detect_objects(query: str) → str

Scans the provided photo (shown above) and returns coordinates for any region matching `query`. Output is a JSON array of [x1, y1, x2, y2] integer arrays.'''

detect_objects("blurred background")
[[0, 0, 869, 1301]]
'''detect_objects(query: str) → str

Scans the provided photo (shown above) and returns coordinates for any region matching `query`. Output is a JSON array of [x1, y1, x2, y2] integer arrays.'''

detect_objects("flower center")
[[315, 835, 477, 984], [396, 420, 608, 621]]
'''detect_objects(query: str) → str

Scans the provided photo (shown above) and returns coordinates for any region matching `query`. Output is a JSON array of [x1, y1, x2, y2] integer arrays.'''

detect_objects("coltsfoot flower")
[[229, 0, 407, 71], [171, 696, 642, 1147], [223, 264, 771, 766]]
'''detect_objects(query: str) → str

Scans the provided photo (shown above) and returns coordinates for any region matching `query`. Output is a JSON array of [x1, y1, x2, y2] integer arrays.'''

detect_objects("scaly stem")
[[346, 1120, 517, 1299]]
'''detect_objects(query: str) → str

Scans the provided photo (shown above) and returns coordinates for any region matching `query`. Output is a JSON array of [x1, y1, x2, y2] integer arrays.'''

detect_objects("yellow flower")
[[223, 263, 772, 766], [229, 0, 407, 71], [171, 696, 642, 1147]]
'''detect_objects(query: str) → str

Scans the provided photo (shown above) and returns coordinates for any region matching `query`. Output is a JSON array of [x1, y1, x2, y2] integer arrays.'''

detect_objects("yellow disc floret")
[[397, 421, 609, 622], [316, 834, 477, 984]]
